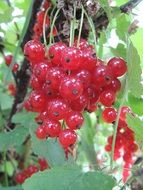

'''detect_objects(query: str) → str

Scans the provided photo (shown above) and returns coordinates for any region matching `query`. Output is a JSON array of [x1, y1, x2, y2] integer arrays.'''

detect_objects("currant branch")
[[7, 0, 43, 128]]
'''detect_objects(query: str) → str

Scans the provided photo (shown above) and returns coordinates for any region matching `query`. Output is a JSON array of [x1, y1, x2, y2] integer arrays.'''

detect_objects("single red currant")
[[102, 107, 117, 123], [59, 77, 83, 100], [108, 57, 127, 77], [59, 129, 77, 148], [100, 90, 116, 107], [66, 111, 84, 130], [43, 119, 61, 137]]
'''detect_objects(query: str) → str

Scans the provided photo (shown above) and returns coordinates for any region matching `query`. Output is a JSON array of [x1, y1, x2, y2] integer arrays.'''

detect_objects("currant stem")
[[49, 9, 60, 45], [77, 6, 84, 48], [83, 7, 97, 52], [110, 78, 128, 168], [43, 8, 50, 47]]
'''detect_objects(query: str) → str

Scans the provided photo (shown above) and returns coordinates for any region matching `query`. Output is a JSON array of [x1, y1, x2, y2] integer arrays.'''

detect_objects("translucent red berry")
[[59, 77, 83, 100], [108, 57, 127, 77], [102, 107, 117, 123], [43, 119, 61, 137], [59, 129, 77, 148], [100, 90, 116, 107], [66, 111, 84, 130]]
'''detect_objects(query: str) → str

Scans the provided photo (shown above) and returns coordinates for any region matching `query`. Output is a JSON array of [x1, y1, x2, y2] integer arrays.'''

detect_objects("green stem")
[[43, 8, 50, 47], [110, 78, 128, 168], [4, 0, 34, 82], [77, 6, 84, 48], [83, 7, 97, 52], [110, 36, 130, 169], [49, 9, 60, 45], [69, 3, 76, 47]]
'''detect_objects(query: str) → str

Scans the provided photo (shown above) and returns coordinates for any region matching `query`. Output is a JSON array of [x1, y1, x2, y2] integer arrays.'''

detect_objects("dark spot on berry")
[[65, 57, 70, 63], [72, 89, 78, 95], [92, 53, 96, 58], [53, 112, 59, 117], [46, 80, 51, 85], [105, 76, 110, 81], [50, 54, 54, 59]]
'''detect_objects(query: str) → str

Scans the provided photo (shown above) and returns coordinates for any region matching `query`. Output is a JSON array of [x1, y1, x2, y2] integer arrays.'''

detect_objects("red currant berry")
[[74, 69, 91, 88], [29, 91, 46, 112], [27, 165, 39, 177], [12, 63, 19, 73], [61, 47, 82, 70], [104, 78, 121, 92], [48, 42, 66, 65], [4, 55, 13, 66], [46, 67, 65, 89], [36, 125, 47, 139], [43, 119, 61, 137], [47, 98, 69, 120], [59, 129, 77, 148], [15, 172, 26, 184], [33, 62, 49, 82], [102, 107, 117, 123], [108, 57, 127, 77], [30, 75, 43, 90], [59, 77, 83, 100], [24, 40, 45, 63], [100, 90, 116, 107], [38, 158, 49, 171], [120, 106, 132, 121], [92, 65, 113, 88], [66, 111, 84, 130]]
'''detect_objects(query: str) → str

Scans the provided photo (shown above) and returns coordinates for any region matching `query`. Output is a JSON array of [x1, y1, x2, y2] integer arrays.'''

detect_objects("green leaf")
[[0, 1, 13, 23], [126, 114, 143, 142], [23, 165, 115, 190], [12, 111, 36, 127], [127, 42, 143, 97], [128, 93, 143, 116], [0, 127, 28, 151], [116, 14, 130, 41], [130, 28, 143, 68], [110, 43, 126, 59], [116, 0, 128, 6], [30, 126, 73, 167], [0, 92, 13, 110], [98, 0, 112, 22]]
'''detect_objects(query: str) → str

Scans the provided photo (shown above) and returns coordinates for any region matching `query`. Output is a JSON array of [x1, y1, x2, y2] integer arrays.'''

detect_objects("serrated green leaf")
[[128, 93, 143, 116], [23, 165, 115, 190], [0, 92, 13, 110], [30, 126, 73, 167], [127, 42, 143, 97], [0, 127, 28, 151], [126, 114, 143, 142]]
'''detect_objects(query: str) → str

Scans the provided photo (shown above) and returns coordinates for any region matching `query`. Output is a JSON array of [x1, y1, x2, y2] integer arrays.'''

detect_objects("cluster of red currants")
[[15, 158, 49, 184], [23, 38, 128, 153], [4, 54, 19, 73], [105, 106, 138, 182], [33, 0, 57, 40]]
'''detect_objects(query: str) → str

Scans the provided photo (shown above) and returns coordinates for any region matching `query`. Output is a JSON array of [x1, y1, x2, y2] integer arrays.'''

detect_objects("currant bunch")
[[23, 37, 128, 154], [15, 158, 49, 184], [104, 106, 138, 182]]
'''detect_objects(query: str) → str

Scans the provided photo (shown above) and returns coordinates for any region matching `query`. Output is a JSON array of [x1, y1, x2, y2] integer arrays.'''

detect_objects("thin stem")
[[49, 9, 60, 45], [110, 78, 128, 168], [77, 6, 84, 48], [43, 8, 50, 47], [69, 20, 74, 47], [110, 35, 130, 168], [83, 7, 97, 52]]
